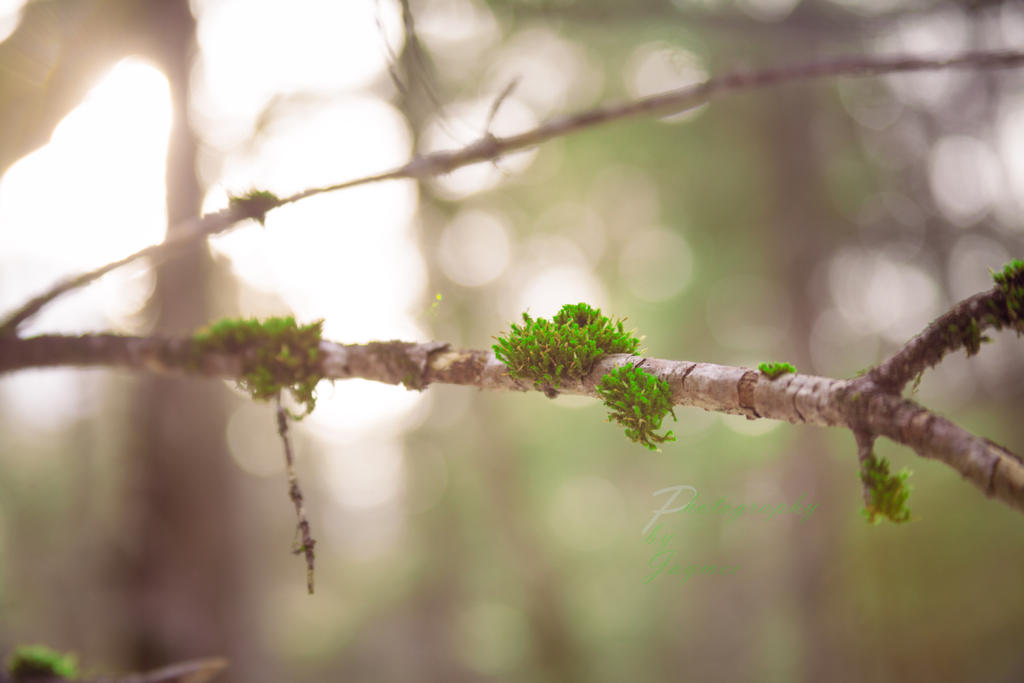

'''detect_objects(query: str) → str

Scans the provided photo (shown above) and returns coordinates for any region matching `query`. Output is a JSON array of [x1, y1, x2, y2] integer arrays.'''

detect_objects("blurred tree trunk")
[[115, 2, 246, 680]]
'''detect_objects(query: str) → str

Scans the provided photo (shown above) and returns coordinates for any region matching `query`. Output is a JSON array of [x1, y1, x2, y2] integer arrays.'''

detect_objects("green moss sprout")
[[860, 454, 912, 524], [7, 644, 78, 680], [192, 316, 324, 417], [991, 257, 1024, 333], [492, 303, 640, 391], [596, 364, 677, 451], [228, 189, 280, 226], [758, 361, 796, 379], [946, 318, 989, 357]]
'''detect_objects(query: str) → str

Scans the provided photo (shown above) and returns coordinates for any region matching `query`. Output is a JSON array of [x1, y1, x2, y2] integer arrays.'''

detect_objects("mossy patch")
[[192, 316, 324, 417], [492, 302, 640, 392], [860, 454, 912, 524], [596, 364, 677, 451], [7, 645, 78, 680], [758, 361, 796, 379], [228, 189, 280, 226], [991, 257, 1024, 334], [946, 317, 989, 357]]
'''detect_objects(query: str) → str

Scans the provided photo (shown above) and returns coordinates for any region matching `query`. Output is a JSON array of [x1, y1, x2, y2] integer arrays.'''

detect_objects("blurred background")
[[1, 0, 1024, 681]]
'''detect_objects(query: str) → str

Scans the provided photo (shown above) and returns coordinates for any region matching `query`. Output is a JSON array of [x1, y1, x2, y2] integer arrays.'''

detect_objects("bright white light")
[[624, 42, 707, 123], [192, 0, 405, 149], [486, 27, 602, 118], [828, 250, 940, 343], [513, 265, 607, 321], [878, 13, 968, 109], [206, 96, 425, 345], [416, 0, 500, 87], [421, 98, 539, 199], [929, 135, 1003, 226], [0, 58, 170, 335], [437, 209, 511, 287], [190, 0, 432, 518], [0, 0, 25, 41]]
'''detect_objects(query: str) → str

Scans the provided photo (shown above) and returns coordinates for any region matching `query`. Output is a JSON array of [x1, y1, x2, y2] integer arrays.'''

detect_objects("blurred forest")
[[1, 0, 1024, 682]]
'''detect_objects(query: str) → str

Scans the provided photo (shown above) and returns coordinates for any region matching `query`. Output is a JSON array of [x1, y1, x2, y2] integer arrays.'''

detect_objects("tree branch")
[[2, 330, 1022, 516], [2, 49, 1023, 336]]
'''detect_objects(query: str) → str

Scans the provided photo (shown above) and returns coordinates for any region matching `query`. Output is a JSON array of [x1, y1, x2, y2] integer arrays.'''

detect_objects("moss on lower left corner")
[[192, 316, 325, 417], [7, 645, 78, 680]]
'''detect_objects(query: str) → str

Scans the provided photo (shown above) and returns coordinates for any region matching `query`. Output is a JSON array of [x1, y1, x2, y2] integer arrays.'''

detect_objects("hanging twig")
[[275, 396, 316, 594]]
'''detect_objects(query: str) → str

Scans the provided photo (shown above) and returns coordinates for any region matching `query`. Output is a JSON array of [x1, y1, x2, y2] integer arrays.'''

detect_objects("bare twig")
[[2, 49, 1023, 335], [484, 77, 521, 134], [275, 397, 316, 595]]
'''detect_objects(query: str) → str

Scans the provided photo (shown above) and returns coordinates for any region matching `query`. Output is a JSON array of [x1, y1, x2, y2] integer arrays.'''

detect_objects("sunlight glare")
[[0, 0, 25, 42], [192, 0, 404, 149], [0, 58, 170, 335]]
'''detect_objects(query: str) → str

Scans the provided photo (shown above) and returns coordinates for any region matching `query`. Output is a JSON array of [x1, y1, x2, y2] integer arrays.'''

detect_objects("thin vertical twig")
[[275, 397, 316, 594]]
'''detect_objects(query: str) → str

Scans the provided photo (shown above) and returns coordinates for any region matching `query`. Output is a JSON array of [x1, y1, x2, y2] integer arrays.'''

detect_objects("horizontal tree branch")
[[1, 333, 1021, 516], [2, 49, 1023, 335]]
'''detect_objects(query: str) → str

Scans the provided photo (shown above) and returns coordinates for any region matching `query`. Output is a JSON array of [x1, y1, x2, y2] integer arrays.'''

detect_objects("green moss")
[[7, 645, 78, 679], [192, 316, 324, 417], [228, 189, 280, 226], [991, 257, 1024, 334], [596, 364, 677, 451], [758, 361, 796, 379], [946, 318, 989, 357], [860, 454, 912, 524], [492, 303, 640, 391]]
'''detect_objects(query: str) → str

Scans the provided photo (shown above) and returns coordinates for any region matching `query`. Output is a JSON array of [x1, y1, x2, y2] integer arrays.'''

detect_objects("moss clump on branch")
[[596, 364, 677, 451], [492, 302, 640, 391], [192, 316, 324, 417], [991, 257, 1024, 334], [758, 361, 796, 379], [860, 454, 912, 524], [7, 644, 78, 680], [945, 318, 989, 357], [228, 189, 280, 226]]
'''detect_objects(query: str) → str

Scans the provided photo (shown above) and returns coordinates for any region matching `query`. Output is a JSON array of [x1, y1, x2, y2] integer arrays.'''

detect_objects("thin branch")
[[1, 332, 1022, 516], [853, 430, 877, 510], [2, 49, 1023, 335], [275, 397, 316, 595], [869, 284, 1021, 393], [0, 206, 243, 336]]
